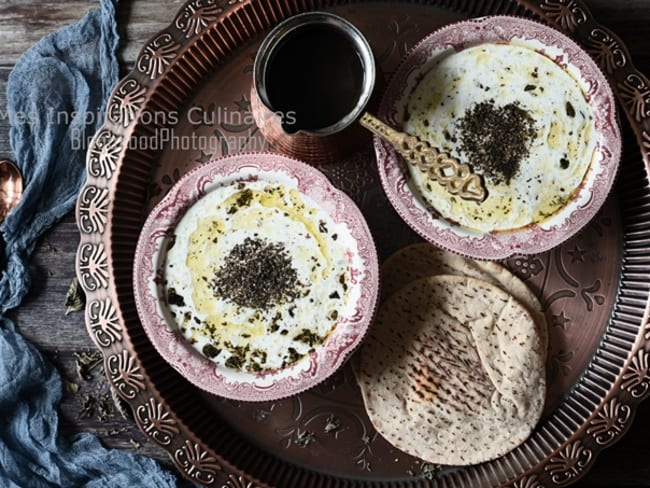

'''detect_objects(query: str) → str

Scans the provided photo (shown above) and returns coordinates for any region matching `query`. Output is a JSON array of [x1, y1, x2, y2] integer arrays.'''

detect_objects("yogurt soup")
[[163, 180, 350, 372], [404, 42, 597, 233]]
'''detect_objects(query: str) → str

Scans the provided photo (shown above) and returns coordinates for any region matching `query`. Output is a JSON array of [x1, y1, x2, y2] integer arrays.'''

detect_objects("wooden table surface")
[[1, 0, 649, 486]]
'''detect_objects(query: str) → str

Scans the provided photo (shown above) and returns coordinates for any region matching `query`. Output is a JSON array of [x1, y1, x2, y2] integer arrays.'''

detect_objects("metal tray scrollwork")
[[76, 0, 650, 486]]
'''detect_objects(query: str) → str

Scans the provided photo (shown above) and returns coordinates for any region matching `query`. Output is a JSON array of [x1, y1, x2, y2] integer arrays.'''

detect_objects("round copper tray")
[[75, 0, 650, 486]]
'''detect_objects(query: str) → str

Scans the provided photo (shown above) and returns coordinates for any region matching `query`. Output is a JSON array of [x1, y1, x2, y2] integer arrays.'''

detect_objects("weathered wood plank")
[[0, 67, 10, 160], [0, 2, 97, 66], [0, 0, 185, 66]]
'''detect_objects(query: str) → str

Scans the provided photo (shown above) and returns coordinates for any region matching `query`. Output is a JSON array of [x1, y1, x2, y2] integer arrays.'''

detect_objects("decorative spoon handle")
[[359, 112, 486, 202]]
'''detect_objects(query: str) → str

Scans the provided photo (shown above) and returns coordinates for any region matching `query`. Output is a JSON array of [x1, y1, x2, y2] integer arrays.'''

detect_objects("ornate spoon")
[[0, 159, 23, 222], [359, 113, 487, 202]]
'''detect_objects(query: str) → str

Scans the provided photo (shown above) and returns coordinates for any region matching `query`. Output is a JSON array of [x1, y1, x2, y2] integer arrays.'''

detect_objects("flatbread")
[[357, 274, 546, 466], [380, 242, 548, 354]]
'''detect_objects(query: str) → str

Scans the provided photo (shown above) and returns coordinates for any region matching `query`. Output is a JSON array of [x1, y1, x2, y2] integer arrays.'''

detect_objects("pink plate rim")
[[375, 15, 622, 261], [133, 152, 379, 402]]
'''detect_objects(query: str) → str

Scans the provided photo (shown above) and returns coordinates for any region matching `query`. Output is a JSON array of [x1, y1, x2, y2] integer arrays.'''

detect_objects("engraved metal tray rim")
[[74, 0, 650, 486]]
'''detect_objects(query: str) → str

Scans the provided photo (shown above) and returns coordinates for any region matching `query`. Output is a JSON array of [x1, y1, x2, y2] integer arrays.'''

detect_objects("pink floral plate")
[[375, 15, 621, 260], [133, 153, 379, 402]]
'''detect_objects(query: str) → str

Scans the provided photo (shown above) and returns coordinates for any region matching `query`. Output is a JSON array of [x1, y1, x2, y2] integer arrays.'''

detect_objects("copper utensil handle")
[[0, 159, 23, 222], [359, 112, 487, 202]]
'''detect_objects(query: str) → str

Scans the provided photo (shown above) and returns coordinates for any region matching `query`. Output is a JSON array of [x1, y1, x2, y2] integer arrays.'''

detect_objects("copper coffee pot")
[[251, 12, 376, 164]]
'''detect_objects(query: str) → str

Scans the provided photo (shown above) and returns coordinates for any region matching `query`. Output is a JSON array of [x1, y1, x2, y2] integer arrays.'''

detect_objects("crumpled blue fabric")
[[0, 0, 180, 486]]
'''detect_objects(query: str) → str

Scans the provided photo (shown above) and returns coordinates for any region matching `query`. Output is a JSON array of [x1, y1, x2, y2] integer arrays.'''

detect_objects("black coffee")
[[265, 24, 365, 133]]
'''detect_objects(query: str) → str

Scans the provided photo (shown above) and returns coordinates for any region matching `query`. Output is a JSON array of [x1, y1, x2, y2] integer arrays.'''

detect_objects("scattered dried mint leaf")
[[202, 343, 221, 359], [97, 394, 113, 423], [228, 188, 254, 214], [43, 239, 58, 252], [458, 100, 536, 184], [101, 427, 128, 437], [251, 349, 267, 365], [407, 461, 442, 478], [324, 415, 341, 433], [280, 346, 304, 368], [420, 462, 442, 480], [566, 101, 576, 117], [211, 237, 303, 310], [65, 277, 86, 315], [167, 287, 186, 307], [78, 394, 96, 419], [295, 430, 315, 447], [287, 347, 302, 364], [339, 273, 348, 291], [101, 428, 123, 437], [269, 312, 282, 333], [225, 354, 245, 370], [65, 381, 80, 394], [293, 329, 323, 347], [247, 361, 262, 373], [73, 350, 103, 381], [224, 341, 249, 357]]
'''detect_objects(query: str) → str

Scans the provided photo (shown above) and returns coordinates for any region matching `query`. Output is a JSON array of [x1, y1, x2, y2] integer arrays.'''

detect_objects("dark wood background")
[[1, 0, 649, 486]]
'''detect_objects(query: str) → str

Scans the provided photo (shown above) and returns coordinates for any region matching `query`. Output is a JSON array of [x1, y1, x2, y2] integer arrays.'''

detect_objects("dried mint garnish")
[[211, 237, 302, 310], [458, 100, 536, 184]]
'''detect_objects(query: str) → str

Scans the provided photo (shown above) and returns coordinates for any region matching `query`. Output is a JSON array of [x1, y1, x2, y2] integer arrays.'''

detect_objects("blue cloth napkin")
[[0, 1, 181, 486]]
